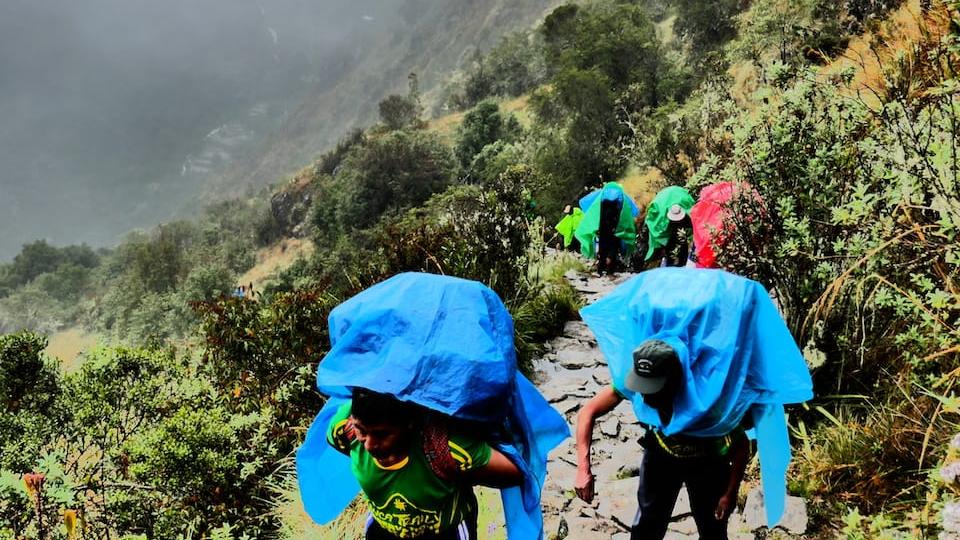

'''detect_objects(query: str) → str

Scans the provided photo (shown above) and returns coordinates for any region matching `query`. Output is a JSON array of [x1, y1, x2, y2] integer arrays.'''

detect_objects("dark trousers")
[[631, 445, 731, 540], [597, 232, 620, 273]]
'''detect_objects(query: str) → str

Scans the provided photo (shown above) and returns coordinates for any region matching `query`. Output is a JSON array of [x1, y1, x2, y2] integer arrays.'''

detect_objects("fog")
[[0, 0, 397, 260]]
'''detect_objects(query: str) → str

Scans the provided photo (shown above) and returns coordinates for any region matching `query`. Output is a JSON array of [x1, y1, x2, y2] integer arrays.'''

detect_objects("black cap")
[[624, 339, 679, 395]]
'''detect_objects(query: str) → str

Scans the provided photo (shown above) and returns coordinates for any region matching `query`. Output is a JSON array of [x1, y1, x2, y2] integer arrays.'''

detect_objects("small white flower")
[[943, 462, 960, 486], [943, 501, 960, 532], [951, 433, 960, 449]]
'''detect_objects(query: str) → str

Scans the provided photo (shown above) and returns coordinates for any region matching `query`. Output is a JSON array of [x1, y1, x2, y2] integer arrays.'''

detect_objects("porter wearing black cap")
[[575, 337, 748, 540], [624, 339, 680, 395]]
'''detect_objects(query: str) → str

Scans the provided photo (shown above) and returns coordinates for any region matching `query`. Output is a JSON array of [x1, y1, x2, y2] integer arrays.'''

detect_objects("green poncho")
[[554, 208, 584, 248], [644, 186, 694, 261], [574, 182, 637, 259]]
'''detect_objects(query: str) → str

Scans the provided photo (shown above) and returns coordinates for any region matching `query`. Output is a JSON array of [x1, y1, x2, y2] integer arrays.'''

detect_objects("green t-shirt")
[[326, 401, 492, 538]]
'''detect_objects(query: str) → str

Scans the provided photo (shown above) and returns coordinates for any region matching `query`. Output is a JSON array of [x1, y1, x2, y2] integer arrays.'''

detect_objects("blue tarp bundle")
[[580, 268, 813, 527], [296, 272, 569, 539], [579, 184, 641, 217]]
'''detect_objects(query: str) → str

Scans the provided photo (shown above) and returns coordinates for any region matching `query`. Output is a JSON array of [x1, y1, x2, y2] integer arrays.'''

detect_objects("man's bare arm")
[[574, 386, 623, 502]]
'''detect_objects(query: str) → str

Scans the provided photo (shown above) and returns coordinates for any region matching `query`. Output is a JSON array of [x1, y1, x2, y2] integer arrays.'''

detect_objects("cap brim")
[[624, 369, 667, 395]]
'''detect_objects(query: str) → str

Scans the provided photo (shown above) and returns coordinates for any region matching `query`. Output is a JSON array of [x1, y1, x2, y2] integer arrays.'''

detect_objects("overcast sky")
[[0, 0, 397, 260]]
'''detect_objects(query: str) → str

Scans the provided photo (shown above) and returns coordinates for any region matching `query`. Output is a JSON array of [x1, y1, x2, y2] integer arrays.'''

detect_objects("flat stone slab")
[[592, 369, 612, 386], [600, 416, 621, 438], [556, 348, 604, 369], [743, 487, 808, 535], [595, 477, 638, 528]]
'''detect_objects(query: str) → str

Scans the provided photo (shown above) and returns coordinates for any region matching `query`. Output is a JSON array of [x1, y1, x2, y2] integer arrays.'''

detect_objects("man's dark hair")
[[351, 387, 419, 426]]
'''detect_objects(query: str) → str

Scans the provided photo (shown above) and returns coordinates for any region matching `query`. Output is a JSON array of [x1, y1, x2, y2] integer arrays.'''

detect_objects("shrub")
[[682, 8, 960, 517], [377, 165, 536, 300], [0, 332, 62, 471], [327, 130, 457, 234], [378, 94, 422, 131], [192, 289, 331, 425], [455, 99, 522, 170]]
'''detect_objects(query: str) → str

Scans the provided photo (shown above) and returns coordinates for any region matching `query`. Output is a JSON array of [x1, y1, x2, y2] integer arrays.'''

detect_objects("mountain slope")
[[206, 0, 563, 196]]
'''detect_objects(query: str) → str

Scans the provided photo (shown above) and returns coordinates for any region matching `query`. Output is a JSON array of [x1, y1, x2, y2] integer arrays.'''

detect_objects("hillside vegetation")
[[2, 0, 960, 538]]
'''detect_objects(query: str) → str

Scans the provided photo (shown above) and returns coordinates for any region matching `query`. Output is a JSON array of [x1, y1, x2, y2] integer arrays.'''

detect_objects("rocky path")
[[532, 270, 809, 540]]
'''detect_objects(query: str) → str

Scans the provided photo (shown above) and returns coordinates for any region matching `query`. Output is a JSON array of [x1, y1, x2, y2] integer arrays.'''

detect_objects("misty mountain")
[[0, 0, 559, 260], [0, 0, 395, 259], [210, 0, 563, 198]]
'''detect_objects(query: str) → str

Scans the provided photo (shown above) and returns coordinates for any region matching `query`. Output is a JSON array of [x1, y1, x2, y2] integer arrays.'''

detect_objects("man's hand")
[[715, 493, 734, 521], [574, 468, 595, 503]]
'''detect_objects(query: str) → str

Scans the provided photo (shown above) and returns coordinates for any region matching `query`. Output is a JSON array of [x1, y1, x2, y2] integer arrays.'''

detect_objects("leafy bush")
[[378, 94, 424, 131], [192, 289, 331, 425], [0, 332, 62, 471], [467, 140, 526, 187], [377, 165, 536, 300], [0, 334, 322, 538], [314, 129, 457, 239], [454, 99, 522, 170]]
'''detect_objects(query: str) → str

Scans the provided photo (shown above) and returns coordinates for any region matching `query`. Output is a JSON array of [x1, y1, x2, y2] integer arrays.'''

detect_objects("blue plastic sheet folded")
[[579, 184, 641, 217], [297, 272, 569, 539], [580, 268, 813, 527]]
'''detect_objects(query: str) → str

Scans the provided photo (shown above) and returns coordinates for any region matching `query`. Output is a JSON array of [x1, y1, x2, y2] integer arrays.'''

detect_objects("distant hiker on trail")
[[554, 204, 584, 252], [573, 269, 813, 540], [246, 282, 257, 300], [643, 186, 695, 269], [574, 182, 638, 275], [297, 273, 569, 540], [233, 285, 245, 298]]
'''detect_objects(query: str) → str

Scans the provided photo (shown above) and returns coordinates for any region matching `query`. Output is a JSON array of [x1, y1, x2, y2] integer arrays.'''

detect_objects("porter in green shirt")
[[327, 401, 492, 538]]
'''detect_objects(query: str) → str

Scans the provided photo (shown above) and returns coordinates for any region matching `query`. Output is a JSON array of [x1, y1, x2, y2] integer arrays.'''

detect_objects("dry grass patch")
[[822, 0, 950, 108], [46, 327, 98, 372], [239, 238, 314, 287], [428, 93, 535, 144], [619, 165, 664, 209]]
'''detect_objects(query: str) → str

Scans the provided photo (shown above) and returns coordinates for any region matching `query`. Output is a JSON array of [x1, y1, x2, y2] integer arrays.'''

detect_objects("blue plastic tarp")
[[296, 272, 569, 539], [579, 184, 641, 217], [579, 268, 813, 527]]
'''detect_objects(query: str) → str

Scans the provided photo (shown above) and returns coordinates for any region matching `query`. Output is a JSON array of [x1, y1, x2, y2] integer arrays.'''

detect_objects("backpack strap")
[[421, 416, 462, 483], [328, 417, 356, 456]]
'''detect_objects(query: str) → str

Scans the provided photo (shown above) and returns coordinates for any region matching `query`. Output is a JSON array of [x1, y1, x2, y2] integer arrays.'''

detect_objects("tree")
[[378, 94, 421, 130], [377, 73, 425, 131], [534, 1, 691, 200], [0, 332, 62, 471], [333, 130, 456, 231], [455, 100, 522, 170], [670, 0, 746, 56], [2, 241, 99, 291]]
